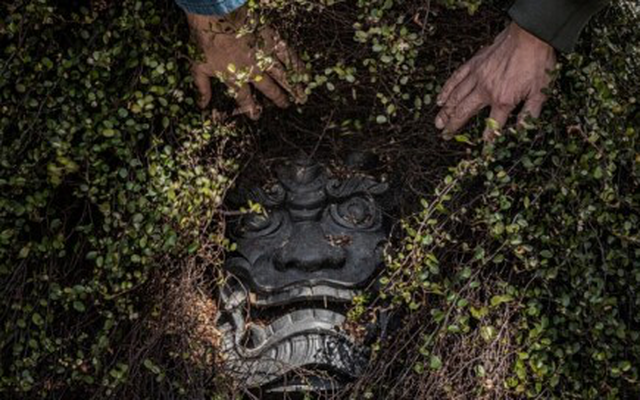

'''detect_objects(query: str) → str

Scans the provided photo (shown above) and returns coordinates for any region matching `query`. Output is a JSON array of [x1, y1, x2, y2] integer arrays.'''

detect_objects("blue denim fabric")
[[174, 0, 247, 15]]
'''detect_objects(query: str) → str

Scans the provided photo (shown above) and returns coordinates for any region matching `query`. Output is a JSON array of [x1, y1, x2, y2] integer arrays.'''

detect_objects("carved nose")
[[275, 222, 346, 272]]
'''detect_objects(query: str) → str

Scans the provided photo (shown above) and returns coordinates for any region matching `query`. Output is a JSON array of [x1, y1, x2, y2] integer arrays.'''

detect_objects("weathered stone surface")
[[216, 155, 389, 393]]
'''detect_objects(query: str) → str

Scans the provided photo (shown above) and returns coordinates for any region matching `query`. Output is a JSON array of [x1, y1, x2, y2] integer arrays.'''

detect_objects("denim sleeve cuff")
[[509, 0, 609, 53], [175, 0, 247, 16]]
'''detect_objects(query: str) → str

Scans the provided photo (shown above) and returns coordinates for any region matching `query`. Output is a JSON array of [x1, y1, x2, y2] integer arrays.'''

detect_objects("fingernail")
[[210, 109, 227, 123], [435, 116, 444, 129], [295, 90, 308, 105], [248, 107, 262, 120], [483, 128, 499, 142]]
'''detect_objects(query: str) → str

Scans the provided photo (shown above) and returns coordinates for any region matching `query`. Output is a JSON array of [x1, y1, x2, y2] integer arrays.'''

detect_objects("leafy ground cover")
[[1, 0, 639, 398]]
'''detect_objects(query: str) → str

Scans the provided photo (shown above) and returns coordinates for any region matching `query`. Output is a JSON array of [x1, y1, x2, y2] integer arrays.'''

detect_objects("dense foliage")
[[1, 1, 239, 397], [359, 2, 640, 398], [1, 0, 639, 398]]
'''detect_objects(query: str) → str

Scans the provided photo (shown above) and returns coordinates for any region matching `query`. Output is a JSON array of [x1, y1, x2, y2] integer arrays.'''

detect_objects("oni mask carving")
[[217, 156, 389, 394]]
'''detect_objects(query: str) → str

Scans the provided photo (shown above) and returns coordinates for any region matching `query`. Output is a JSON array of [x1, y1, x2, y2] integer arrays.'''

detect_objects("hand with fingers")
[[187, 6, 307, 120], [435, 22, 557, 141]]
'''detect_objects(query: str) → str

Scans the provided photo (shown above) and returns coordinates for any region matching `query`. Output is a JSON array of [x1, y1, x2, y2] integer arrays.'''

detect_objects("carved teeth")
[[230, 309, 350, 358], [220, 309, 367, 389], [252, 285, 359, 307]]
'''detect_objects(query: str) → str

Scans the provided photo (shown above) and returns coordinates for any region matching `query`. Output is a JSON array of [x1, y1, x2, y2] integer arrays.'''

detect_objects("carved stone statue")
[[216, 155, 389, 394]]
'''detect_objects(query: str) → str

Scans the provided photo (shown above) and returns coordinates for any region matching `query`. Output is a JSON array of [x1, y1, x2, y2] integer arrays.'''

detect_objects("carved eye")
[[237, 212, 282, 238], [330, 197, 379, 229]]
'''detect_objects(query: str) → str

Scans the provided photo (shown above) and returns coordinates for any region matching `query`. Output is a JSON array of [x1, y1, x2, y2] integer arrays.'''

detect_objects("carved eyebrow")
[[231, 177, 388, 209], [325, 177, 389, 199], [233, 184, 287, 208]]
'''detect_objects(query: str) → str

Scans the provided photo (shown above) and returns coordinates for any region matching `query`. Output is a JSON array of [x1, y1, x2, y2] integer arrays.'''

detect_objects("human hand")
[[435, 22, 557, 141], [187, 7, 306, 120]]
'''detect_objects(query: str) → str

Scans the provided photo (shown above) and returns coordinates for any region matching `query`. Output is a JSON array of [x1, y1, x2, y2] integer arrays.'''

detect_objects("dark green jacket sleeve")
[[508, 0, 610, 52]]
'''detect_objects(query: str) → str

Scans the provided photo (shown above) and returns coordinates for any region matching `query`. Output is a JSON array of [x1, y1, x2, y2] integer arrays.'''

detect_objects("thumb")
[[191, 64, 212, 109]]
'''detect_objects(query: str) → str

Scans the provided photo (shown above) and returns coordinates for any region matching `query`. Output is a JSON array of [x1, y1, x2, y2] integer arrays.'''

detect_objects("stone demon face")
[[217, 156, 389, 394]]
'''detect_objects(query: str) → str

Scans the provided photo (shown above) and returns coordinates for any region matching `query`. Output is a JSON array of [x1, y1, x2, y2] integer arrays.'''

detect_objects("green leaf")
[[470, 306, 488, 320], [454, 134, 472, 144], [540, 250, 553, 259], [73, 301, 86, 312], [490, 295, 513, 307], [18, 246, 30, 259], [429, 355, 442, 370], [31, 313, 44, 326], [102, 128, 116, 137], [480, 325, 496, 342]]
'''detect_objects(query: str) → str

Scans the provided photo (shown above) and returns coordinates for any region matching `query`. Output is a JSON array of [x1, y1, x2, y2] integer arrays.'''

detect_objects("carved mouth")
[[217, 282, 369, 392], [226, 255, 384, 294], [219, 308, 368, 390], [220, 281, 359, 309]]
